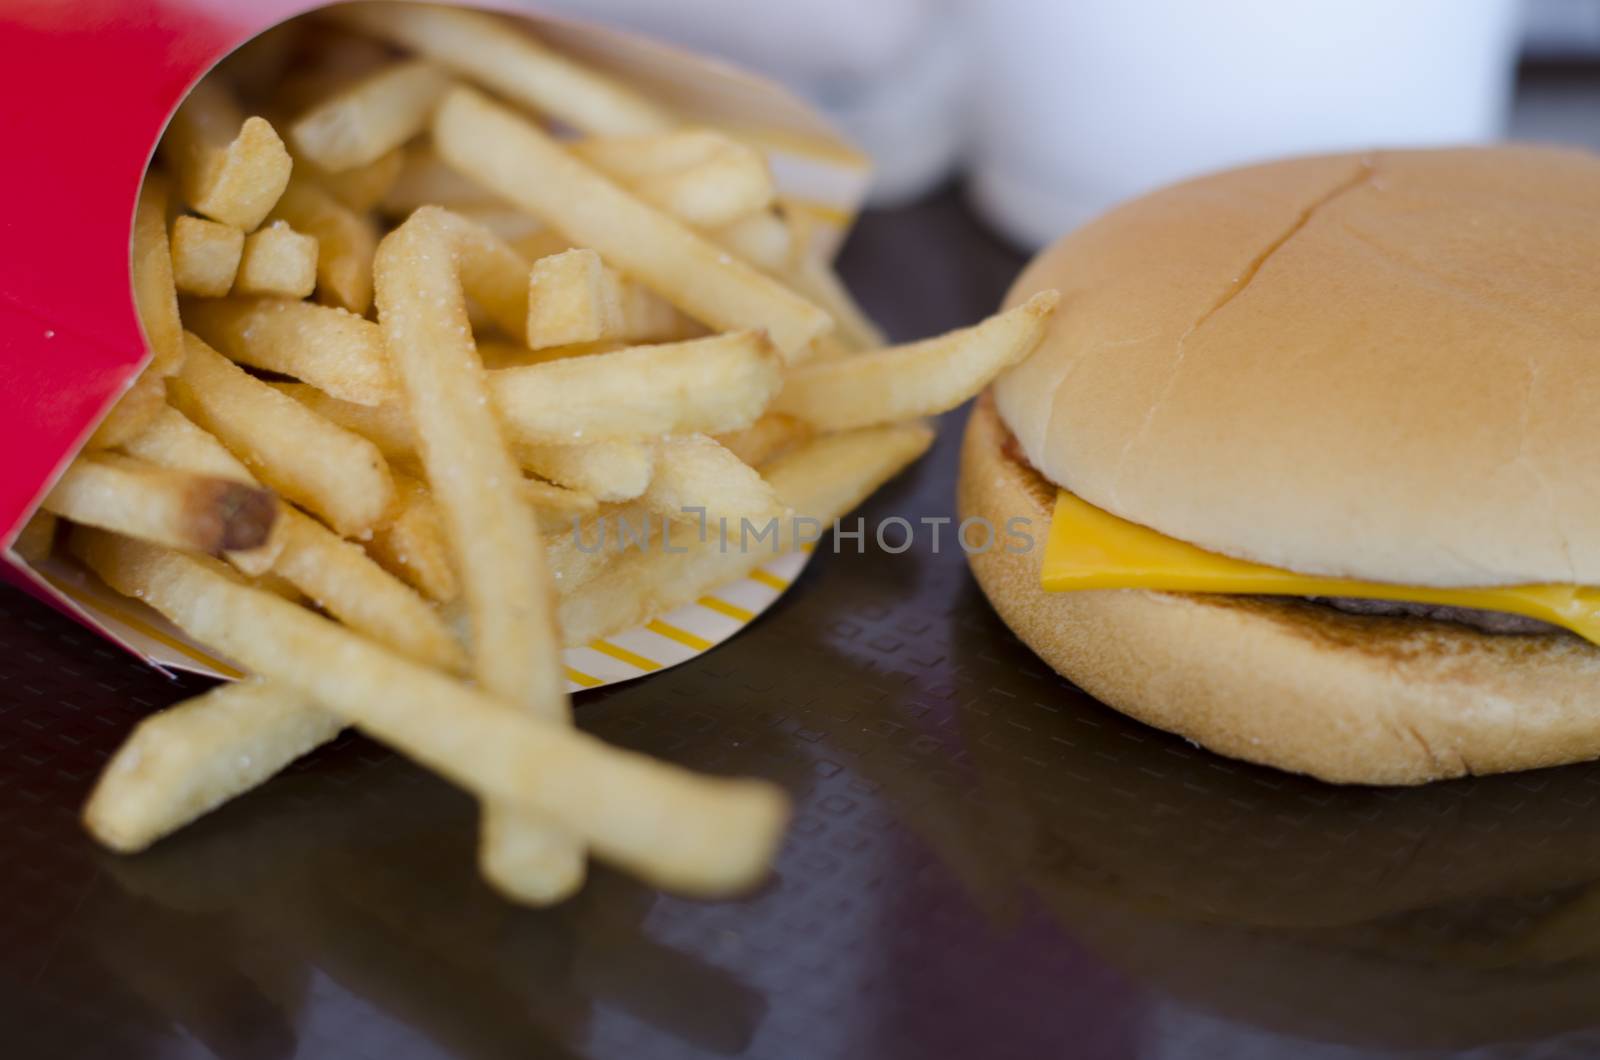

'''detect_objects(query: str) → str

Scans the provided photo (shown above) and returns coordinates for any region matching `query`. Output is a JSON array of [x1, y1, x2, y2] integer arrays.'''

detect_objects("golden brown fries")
[[643, 435, 779, 522], [90, 176, 186, 450], [714, 413, 812, 468], [267, 381, 415, 464], [42, 453, 276, 556], [572, 129, 776, 228], [301, 146, 404, 213], [84, 679, 343, 852], [523, 478, 599, 533], [558, 424, 935, 644], [268, 176, 378, 311], [170, 333, 395, 537], [170, 216, 244, 298], [775, 293, 1060, 430], [434, 87, 832, 360], [367, 472, 460, 604], [159, 79, 292, 231], [74, 530, 789, 894], [117, 406, 287, 576], [526, 248, 622, 349], [87, 370, 171, 454], [434, 208, 534, 339], [517, 439, 656, 501], [382, 143, 503, 215], [271, 507, 467, 672], [182, 297, 394, 406], [54, 7, 1070, 908], [289, 59, 452, 171], [489, 331, 782, 445], [235, 220, 319, 298], [710, 210, 794, 273], [787, 251, 887, 350], [376, 205, 584, 902], [327, 3, 674, 136], [122, 397, 451, 663]]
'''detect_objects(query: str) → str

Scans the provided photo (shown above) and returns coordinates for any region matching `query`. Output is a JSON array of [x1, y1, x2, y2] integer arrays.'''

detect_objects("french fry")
[[124, 403, 449, 657], [267, 382, 414, 464], [709, 210, 794, 273], [87, 371, 170, 452], [523, 478, 599, 533], [170, 215, 244, 298], [367, 473, 459, 603], [289, 59, 452, 171], [375, 205, 583, 902], [235, 220, 319, 299], [12, 510, 58, 566], [382, 144, 503, 215], [84, 679, 343, 852], [573, 129, 776, 228], [542, 520, 615, 597], [432, 208, 532, 339], [510, 227, 575, 264], [86, 176, 189, 451], [119, 405, 287, 576], [249, 571, 305, 603], [328, 3, 673, 136], [272, 507, 466, 672], [433, 87, 832, 360], [643, 435, 779, 522], [452, 206, 546, 244], [558, 424, 935, 644], [489, 331, 781, 445], [170, 333, 395, 537], [130, 173, 186, 376], [517, 439, 655, 501], [525, 248, 621, 349], [476, 338, 620, 370], [42, 452, 277, 555], [617, 278, 697, 343], [775, 293, 1060, 430], [714, 413, 812, 468], [158, 80, 292, 231], [73, 530, 788, 895], [182, 297, 394, 406], [271, 378, 650, 503], [299, 146, 404, 212], [520, 250, 690, 349], [268, 176, 378, 312], [786, 253, 886, 350]]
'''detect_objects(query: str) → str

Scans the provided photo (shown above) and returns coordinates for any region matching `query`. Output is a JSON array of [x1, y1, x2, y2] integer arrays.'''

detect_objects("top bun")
[[994, 146, 1600, 587]]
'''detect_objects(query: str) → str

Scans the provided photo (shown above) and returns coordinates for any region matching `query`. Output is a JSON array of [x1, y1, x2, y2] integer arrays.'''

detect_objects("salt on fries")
[[34, 2, 1058, 904]]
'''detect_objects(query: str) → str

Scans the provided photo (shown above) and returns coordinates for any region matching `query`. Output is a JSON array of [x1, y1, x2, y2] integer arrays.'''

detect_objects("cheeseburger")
[[959, 146, 1600, 784]]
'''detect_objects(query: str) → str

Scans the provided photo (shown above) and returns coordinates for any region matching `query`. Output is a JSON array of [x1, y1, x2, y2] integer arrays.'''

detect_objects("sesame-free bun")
[[993, 146, 1600, 588], [958, 397, 1600, 784]]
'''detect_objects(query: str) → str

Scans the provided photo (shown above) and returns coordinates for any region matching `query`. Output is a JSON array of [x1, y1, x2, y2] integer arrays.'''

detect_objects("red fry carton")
[[0, 0, 871, 684]]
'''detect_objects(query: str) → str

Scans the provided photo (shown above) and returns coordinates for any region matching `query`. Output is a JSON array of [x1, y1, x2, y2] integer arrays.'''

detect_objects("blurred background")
[[526, 0, 1600, 247]]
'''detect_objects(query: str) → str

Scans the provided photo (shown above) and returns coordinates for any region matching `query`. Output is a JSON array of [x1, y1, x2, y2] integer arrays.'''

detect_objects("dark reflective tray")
[[5, 189, 1600, 1060]]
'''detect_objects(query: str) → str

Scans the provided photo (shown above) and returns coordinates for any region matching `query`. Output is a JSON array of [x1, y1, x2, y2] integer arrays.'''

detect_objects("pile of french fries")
[[24, 3, 1057, 902]]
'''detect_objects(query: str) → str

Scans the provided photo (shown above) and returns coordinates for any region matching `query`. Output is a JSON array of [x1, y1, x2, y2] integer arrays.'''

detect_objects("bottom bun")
[[958, 396, 1600, 784]]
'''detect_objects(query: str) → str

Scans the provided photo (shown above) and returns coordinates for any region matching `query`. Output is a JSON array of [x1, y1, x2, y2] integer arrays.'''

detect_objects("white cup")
[[967, 0, 1522, 248]]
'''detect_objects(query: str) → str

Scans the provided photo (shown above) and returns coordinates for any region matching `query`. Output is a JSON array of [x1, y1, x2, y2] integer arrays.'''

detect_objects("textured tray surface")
[[5, 190, 1600, 1060]]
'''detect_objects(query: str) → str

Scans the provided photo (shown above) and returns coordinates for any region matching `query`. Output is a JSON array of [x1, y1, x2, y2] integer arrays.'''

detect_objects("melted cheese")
[[1041, 490, 1600, 646]]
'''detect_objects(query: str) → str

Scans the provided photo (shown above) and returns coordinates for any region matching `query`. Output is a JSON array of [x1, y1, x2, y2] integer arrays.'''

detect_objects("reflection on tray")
[[811, 576, 1600, 1053], [81, 760, 767, 1060]]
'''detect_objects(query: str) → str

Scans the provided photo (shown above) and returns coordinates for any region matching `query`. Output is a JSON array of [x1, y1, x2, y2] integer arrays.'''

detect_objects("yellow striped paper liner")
[[557, 546, 811, 692], [23, 546, 815, 695]]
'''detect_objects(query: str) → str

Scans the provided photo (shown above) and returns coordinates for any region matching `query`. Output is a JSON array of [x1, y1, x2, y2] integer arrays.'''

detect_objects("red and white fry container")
[[0, 0, 871, 682]]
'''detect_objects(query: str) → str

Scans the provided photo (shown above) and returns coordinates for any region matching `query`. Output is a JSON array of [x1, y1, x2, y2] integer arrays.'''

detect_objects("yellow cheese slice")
[[1042, 489, 1600, 646]]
